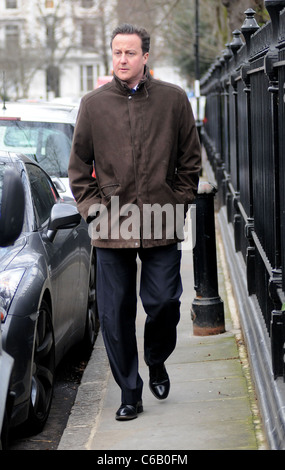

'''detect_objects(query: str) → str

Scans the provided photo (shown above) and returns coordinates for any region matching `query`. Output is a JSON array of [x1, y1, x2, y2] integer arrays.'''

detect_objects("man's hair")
[[110, 24, 150, 54]]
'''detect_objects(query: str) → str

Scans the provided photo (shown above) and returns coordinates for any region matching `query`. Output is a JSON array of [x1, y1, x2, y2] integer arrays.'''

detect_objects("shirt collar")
[[113, 66, 151, 94]]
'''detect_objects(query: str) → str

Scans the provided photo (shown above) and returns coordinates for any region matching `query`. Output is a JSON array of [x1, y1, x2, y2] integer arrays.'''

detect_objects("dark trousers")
[[96, 243, 182, 404]]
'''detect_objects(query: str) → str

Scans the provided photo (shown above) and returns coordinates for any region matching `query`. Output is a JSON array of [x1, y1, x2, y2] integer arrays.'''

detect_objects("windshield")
[[0, 121, 74, 177]]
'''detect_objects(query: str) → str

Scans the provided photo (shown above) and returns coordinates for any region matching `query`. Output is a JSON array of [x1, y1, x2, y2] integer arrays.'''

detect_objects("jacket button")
[[128, 95, 132, 100]]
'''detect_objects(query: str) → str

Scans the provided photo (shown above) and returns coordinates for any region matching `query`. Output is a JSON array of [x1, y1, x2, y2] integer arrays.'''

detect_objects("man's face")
[[112, 34, 149, 89]]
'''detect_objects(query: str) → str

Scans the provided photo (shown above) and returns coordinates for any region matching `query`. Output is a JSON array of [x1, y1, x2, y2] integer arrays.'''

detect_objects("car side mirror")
[[0, 169, 25, 247], [46, 203, 81, 242]]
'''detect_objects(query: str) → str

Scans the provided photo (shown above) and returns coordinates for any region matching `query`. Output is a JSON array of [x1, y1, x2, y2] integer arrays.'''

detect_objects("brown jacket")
[[68, 68, 201, 248]]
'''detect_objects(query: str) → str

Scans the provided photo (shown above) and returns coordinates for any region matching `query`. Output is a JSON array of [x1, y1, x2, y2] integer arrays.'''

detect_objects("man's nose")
[[120, 53, 127, 63]]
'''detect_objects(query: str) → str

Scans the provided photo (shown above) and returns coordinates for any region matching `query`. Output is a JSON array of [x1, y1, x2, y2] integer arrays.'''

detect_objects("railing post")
[[241, 9, 260, 296], [271, 310, 285, 380], [191, 181, 225, 336], [265, 0, 285, 379]]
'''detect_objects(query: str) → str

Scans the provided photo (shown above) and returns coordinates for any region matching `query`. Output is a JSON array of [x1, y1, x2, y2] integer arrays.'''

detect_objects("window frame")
[[80, 65, 95, 92], [5, 0, 17, 9], [81, 0, 94, 8], [25, 162, 58, 228]]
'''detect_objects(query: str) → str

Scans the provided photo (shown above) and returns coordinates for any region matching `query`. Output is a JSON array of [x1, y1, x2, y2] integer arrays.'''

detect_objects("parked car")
[[0, 150, 97, 435], [0, 101, 79, 199], [0, 168, 25, 449]]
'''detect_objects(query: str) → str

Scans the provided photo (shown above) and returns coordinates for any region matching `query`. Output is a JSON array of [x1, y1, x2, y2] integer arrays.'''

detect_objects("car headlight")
[[0, 268, 25, 322]]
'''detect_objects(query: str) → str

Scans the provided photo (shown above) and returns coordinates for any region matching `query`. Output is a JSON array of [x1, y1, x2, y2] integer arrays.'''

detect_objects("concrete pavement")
[[58, 240, 267, 451]]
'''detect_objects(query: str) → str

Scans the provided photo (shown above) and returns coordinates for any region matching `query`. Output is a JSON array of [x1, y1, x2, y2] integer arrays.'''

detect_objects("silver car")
[[0, 101, 79, 198], [0, 151, 97, 435]]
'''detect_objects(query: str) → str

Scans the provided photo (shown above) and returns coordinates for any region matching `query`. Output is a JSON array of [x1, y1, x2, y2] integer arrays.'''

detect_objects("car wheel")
[[26, 300, 55, 434], [82, 251, 99, 355]]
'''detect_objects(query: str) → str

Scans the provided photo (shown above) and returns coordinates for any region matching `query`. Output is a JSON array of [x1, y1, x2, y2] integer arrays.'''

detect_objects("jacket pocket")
[[164, 180, 185, 205], [100, 183, 120, 200]]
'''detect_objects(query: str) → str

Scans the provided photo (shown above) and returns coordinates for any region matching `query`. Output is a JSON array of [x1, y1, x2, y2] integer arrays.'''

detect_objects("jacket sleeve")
[[68, 98, 101, 222], [173, 92, 201, 207]]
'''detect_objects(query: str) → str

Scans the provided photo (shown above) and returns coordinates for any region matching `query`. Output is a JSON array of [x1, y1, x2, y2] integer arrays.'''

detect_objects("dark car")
[[0, 150, 97, 434]]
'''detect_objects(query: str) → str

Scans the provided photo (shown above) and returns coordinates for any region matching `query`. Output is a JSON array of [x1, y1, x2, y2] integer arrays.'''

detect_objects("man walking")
[[68, 24, 201, 420]]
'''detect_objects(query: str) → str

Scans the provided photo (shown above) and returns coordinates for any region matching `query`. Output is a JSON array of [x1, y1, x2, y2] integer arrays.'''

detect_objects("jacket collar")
[[113, 66, 151, 96]]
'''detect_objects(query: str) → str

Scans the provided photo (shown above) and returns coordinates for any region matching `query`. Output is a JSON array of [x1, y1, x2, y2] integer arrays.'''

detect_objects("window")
[[6, 0, 17, 8], [0, 162, 30, 233], [46, 22, 56, 50], [81, 0, 94, 7], [80, 65, 95, 92], [81, 23, 95, 49], [26, 164, 57, 226], [0, 161, 31, 232], [5, 25, 19, 51]]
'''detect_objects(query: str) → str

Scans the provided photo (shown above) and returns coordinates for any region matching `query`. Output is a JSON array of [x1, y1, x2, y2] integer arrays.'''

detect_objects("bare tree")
[[155, 0, 269, 84], [36, 0, 77, 98], [222, 0, 269, 34], [97, 1, 112, 75], [0, 0, 78, 99], [0, 0, 271, 99], [0, 7, 48, 100], [115, 0, 185, 68]]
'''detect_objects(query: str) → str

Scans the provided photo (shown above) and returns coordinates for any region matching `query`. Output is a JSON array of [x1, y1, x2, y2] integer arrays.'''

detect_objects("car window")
[[25, 163, 58, 226], [0, 160, 35, 234], [0, 160, 35, 232], [0, 121, 73, 177]]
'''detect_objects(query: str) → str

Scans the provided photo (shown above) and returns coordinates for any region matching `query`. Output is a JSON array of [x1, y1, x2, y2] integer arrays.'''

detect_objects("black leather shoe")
[[115, 400, 143, 421], [149, 364, 170, 400]]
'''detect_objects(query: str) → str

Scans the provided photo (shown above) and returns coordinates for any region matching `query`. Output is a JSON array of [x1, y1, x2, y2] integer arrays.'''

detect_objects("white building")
[[0, 0, 188, 101], [0, 0, 116, 101]]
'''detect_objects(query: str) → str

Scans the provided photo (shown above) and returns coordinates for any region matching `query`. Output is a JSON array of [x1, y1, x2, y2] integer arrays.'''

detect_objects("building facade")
[[0, 0, 187, 101], [0, 0, 116, 101]]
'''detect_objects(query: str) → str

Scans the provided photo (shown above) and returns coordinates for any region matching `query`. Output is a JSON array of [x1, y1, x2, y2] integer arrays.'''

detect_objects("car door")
[[25, 163, 81, 355]]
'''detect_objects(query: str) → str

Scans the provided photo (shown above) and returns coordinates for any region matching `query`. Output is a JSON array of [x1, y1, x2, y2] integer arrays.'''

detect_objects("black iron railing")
[[200, 2, 285, 381]]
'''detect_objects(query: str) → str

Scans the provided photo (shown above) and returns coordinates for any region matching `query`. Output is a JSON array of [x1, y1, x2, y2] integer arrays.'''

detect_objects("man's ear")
[[143, 52, 149, 64]]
